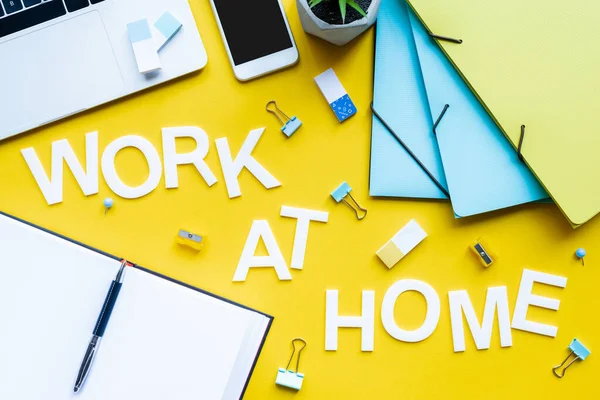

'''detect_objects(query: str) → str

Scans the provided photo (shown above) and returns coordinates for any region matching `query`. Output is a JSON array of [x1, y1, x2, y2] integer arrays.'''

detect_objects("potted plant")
[[297, 0, 381, 46]]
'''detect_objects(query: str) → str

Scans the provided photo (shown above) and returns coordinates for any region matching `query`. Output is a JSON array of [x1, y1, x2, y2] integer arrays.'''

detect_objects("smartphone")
[[209, 0, 299, 81]]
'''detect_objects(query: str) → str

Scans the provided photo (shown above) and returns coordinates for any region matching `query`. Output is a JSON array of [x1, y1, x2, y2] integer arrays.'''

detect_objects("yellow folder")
[[406, 0, 600, 227]]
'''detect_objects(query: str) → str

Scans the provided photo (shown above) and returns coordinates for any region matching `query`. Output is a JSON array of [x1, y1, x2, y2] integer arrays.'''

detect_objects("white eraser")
[[314, 68, 357, 122], [128, 18, 161, 74], [376, 220, 427, 269], [315, 68, 347, 104], [153, 11, 183, 51], [392, 220, 427, 255]]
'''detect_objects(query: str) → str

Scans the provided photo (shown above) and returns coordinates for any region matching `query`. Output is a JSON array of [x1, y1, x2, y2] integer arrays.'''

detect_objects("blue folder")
[[370, 0, 448, 199], [370, 0, 548, 216], [406, 7, 548, 216]]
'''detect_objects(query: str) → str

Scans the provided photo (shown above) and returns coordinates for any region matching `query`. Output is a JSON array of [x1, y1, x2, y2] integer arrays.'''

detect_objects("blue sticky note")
[[154, 11, 182, 50], [407, 7, 548, 217], [370, 0, 448, 199], [127, 19, 152, 43]]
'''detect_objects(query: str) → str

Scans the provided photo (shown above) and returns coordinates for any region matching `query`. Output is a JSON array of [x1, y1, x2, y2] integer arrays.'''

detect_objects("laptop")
[[0, 0, 207, 141]]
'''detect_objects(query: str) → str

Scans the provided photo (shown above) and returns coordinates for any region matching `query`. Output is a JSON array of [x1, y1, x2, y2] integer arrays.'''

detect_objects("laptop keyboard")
[[0, 0, 105, 39]]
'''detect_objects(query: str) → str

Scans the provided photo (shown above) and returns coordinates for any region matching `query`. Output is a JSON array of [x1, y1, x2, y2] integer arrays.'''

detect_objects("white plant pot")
[[296, 0, 381, 46]]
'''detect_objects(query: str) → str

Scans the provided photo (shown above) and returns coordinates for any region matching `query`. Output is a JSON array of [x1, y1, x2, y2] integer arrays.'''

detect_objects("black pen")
[[74, 260, 128, 393]]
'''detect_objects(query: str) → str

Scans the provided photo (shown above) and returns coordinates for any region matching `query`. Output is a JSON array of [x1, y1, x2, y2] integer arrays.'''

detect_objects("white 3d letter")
[[449, 286, 512, 352], [381, 280, 440, 343], [215, 128, 281, 198], [101, 135, 162, 199], [325, 290, 375, 352], [512, 269, 567, 337], [21, 132, 99, 205], [280, 206, 329, 270], [162, 126, 217, 188], [233, 220, 291, 282]]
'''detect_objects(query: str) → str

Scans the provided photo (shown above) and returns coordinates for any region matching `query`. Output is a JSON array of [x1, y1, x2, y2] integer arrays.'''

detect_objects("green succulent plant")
[[309, 0, 368, 23]]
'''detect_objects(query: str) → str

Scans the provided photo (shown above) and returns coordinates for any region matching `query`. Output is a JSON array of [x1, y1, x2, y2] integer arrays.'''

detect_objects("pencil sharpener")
[[176, 229, 204, 251], [469, 238, 496, 267]]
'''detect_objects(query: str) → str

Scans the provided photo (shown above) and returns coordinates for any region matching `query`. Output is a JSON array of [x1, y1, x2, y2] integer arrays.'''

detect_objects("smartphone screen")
[[212, 0, 294, 66]]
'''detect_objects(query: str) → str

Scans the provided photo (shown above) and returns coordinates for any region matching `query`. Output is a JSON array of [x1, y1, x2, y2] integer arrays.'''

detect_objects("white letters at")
[[280, 206, 329, 270], [233, 220, 291, 282]]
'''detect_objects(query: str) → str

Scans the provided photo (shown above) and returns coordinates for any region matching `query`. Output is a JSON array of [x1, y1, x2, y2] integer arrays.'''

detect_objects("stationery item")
[[370, 0, 448, 199], [0, 211, 271, 400], [276, 338, 306, 391], [103, 198, 114, 215], [153, 11, 183, 51], [376, 219, 427, 269], [266, 101, 302, 137], [74, 260, 128, 393], [405, 6, 548, 217], [553, 339, 591, 378], [575, 248, 587, 266], [176, 229, 204, 251], [469, 238, 496, 268], [127, 18, 162, 74], [407, 0, 600, 226], [331, 182, 367, 220], [314, 68, 356, 122]]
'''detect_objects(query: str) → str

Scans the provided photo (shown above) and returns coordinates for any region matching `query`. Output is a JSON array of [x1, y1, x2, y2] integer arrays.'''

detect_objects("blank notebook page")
[[82, 267, 251, 400], [0, 213, 268, 399]]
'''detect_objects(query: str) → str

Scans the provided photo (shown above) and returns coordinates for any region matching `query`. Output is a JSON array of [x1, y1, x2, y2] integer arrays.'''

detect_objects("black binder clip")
[[517, 125, 525, 162], [432, 104, 449, 135], [428, 32, 463, 44]]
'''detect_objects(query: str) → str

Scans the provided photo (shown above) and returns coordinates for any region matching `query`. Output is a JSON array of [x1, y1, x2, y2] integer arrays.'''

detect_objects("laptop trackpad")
[[0, 11, 124, 137]]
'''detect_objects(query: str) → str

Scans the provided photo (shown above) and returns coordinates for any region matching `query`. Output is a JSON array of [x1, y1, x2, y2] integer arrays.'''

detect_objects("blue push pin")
[[103, 198, 114, 215], [575, 248, 586, 266], [266, 101, 302, 137]]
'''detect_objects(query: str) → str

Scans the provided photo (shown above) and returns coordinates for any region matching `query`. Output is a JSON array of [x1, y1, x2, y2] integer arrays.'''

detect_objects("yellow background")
[[1, 1, 599, 398]]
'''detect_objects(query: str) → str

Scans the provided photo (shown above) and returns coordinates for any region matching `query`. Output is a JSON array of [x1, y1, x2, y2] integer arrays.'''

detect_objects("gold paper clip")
[[275, 338, 307, 391], [552, 339, 591, 378], [266, 101, 302, 137], [331, 182, 367, 220]]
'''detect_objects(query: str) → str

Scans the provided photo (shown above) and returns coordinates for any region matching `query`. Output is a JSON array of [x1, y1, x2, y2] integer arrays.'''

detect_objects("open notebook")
[[0, 212, 272, 400]]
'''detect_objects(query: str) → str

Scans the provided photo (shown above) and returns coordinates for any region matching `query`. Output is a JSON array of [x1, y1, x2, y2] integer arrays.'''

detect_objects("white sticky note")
[[127, 18, 161, 74]]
